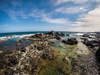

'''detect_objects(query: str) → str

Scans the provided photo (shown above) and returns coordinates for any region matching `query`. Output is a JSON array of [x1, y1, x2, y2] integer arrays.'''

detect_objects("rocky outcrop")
[[62, 38, 78, 45], [81, 32, 100, 74], [47, 30, 54, 35], [22, 31, 66, 41], [0, 39, 55, 75]]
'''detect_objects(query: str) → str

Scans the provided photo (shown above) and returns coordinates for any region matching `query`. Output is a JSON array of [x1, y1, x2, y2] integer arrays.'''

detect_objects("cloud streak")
[[56, 6, 87, 14], [42, 17, 72, 25], [0, 24, 8, 27], [55, 0, 96, 5]]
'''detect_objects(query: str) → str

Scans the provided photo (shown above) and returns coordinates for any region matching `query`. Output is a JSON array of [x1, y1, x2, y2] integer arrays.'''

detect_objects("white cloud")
[[56, 6, 87, 14], [71, 6, 100, 32], [7, 10, 29, 19], [97, 0, 100, 3], [42, 17, 72, 25], [55, 0, 96, 5], [0, 24, 8, 27]]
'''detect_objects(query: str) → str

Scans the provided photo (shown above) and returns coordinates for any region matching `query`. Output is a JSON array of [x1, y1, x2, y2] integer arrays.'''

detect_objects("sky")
[[0, 0, 100, 33]]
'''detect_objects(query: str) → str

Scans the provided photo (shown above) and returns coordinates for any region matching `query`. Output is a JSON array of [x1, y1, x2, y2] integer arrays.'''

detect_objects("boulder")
[[56, 36, 61, 40], [66, 34, 70, 36], [62, 40, 67, 43], [82, 34, 89, 37], [66, 38, 78, 45], [47, 30, 54, 35]]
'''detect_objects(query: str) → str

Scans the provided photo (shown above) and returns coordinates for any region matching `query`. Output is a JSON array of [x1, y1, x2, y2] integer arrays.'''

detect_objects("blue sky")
[[0, 0, 100, 33]]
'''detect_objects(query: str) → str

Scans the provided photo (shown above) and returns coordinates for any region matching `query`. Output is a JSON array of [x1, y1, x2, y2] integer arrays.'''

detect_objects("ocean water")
[[0, 31, 84, 51]]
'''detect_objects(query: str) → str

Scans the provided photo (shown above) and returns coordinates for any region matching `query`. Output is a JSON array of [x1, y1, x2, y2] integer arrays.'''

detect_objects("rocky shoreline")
[[0, 31, 71, 75], [1, 31, 100, 75], [80, 32, 100, 74]]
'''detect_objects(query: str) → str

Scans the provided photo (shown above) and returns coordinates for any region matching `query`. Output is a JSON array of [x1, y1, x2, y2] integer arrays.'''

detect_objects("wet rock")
[[0, 51, 3, 54], [47, 30, 54, 35], [82, 34, 89, 37], [62, 40, 67, 43], [56, 36, 61, 40], [67, 38, 78, 45], [0, 40, 3, 43], [6, 35, 13, 38], [16, 43, 21, 46], [61, 33, 65, 36], [62, 38, 78, 45], [16, 40, 23, 42], [23, 37, 29, 40], [96, 47, 100, 64], [66, 34, 70, 36]]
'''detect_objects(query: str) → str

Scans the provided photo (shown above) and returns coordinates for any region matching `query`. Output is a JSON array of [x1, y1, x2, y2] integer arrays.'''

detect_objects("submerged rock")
[[41, 48, 54, 60], [0, 40, 3, 43], [16, 43, 21, 46], [0, 51, 3, 54], [16, 40, 23, 42]]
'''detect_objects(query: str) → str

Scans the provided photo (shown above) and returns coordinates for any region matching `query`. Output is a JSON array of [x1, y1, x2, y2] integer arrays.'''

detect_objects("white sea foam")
[[0, 34, 35, 41], [75, 33, 84, 36]]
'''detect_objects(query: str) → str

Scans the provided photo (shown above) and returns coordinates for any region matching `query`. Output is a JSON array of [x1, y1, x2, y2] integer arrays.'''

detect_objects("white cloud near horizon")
[[70, 5, 100, 32]]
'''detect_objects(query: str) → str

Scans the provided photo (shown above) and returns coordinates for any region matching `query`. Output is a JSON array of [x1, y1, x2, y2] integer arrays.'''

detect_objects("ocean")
[[0, 31, 84, 51]]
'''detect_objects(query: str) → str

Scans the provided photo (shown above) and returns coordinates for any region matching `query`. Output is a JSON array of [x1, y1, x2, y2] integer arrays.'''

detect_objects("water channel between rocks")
[[38, 39, 99, 75]]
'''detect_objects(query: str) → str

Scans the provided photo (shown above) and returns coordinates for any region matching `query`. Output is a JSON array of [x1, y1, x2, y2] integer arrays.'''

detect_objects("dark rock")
[[96, 47, 100, 64], [21, 49, 26, 52], [66, 34, 70, 36], [62, 40, 67, 43], [47, 30, 54, 35], [66, 38, 78, 45], [56, 36, 61, 40], [82, 34, 89, 37]]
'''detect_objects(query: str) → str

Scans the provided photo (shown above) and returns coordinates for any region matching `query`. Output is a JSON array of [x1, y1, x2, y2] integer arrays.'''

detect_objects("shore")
[[0, 31, 100, 75]]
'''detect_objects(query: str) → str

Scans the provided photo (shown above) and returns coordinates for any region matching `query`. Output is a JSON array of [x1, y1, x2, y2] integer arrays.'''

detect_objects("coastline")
[[0, 31, 99, 75]]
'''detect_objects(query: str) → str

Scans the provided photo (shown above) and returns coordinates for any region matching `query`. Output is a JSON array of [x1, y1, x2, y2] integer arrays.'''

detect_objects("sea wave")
[[0, 34, 34, 41], [75, 33, 84, 36]]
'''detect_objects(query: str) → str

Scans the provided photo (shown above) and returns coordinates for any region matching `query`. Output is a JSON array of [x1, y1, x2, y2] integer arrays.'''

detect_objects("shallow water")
[[38, 38, 99, 75], [0, 38, 33, 51]]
